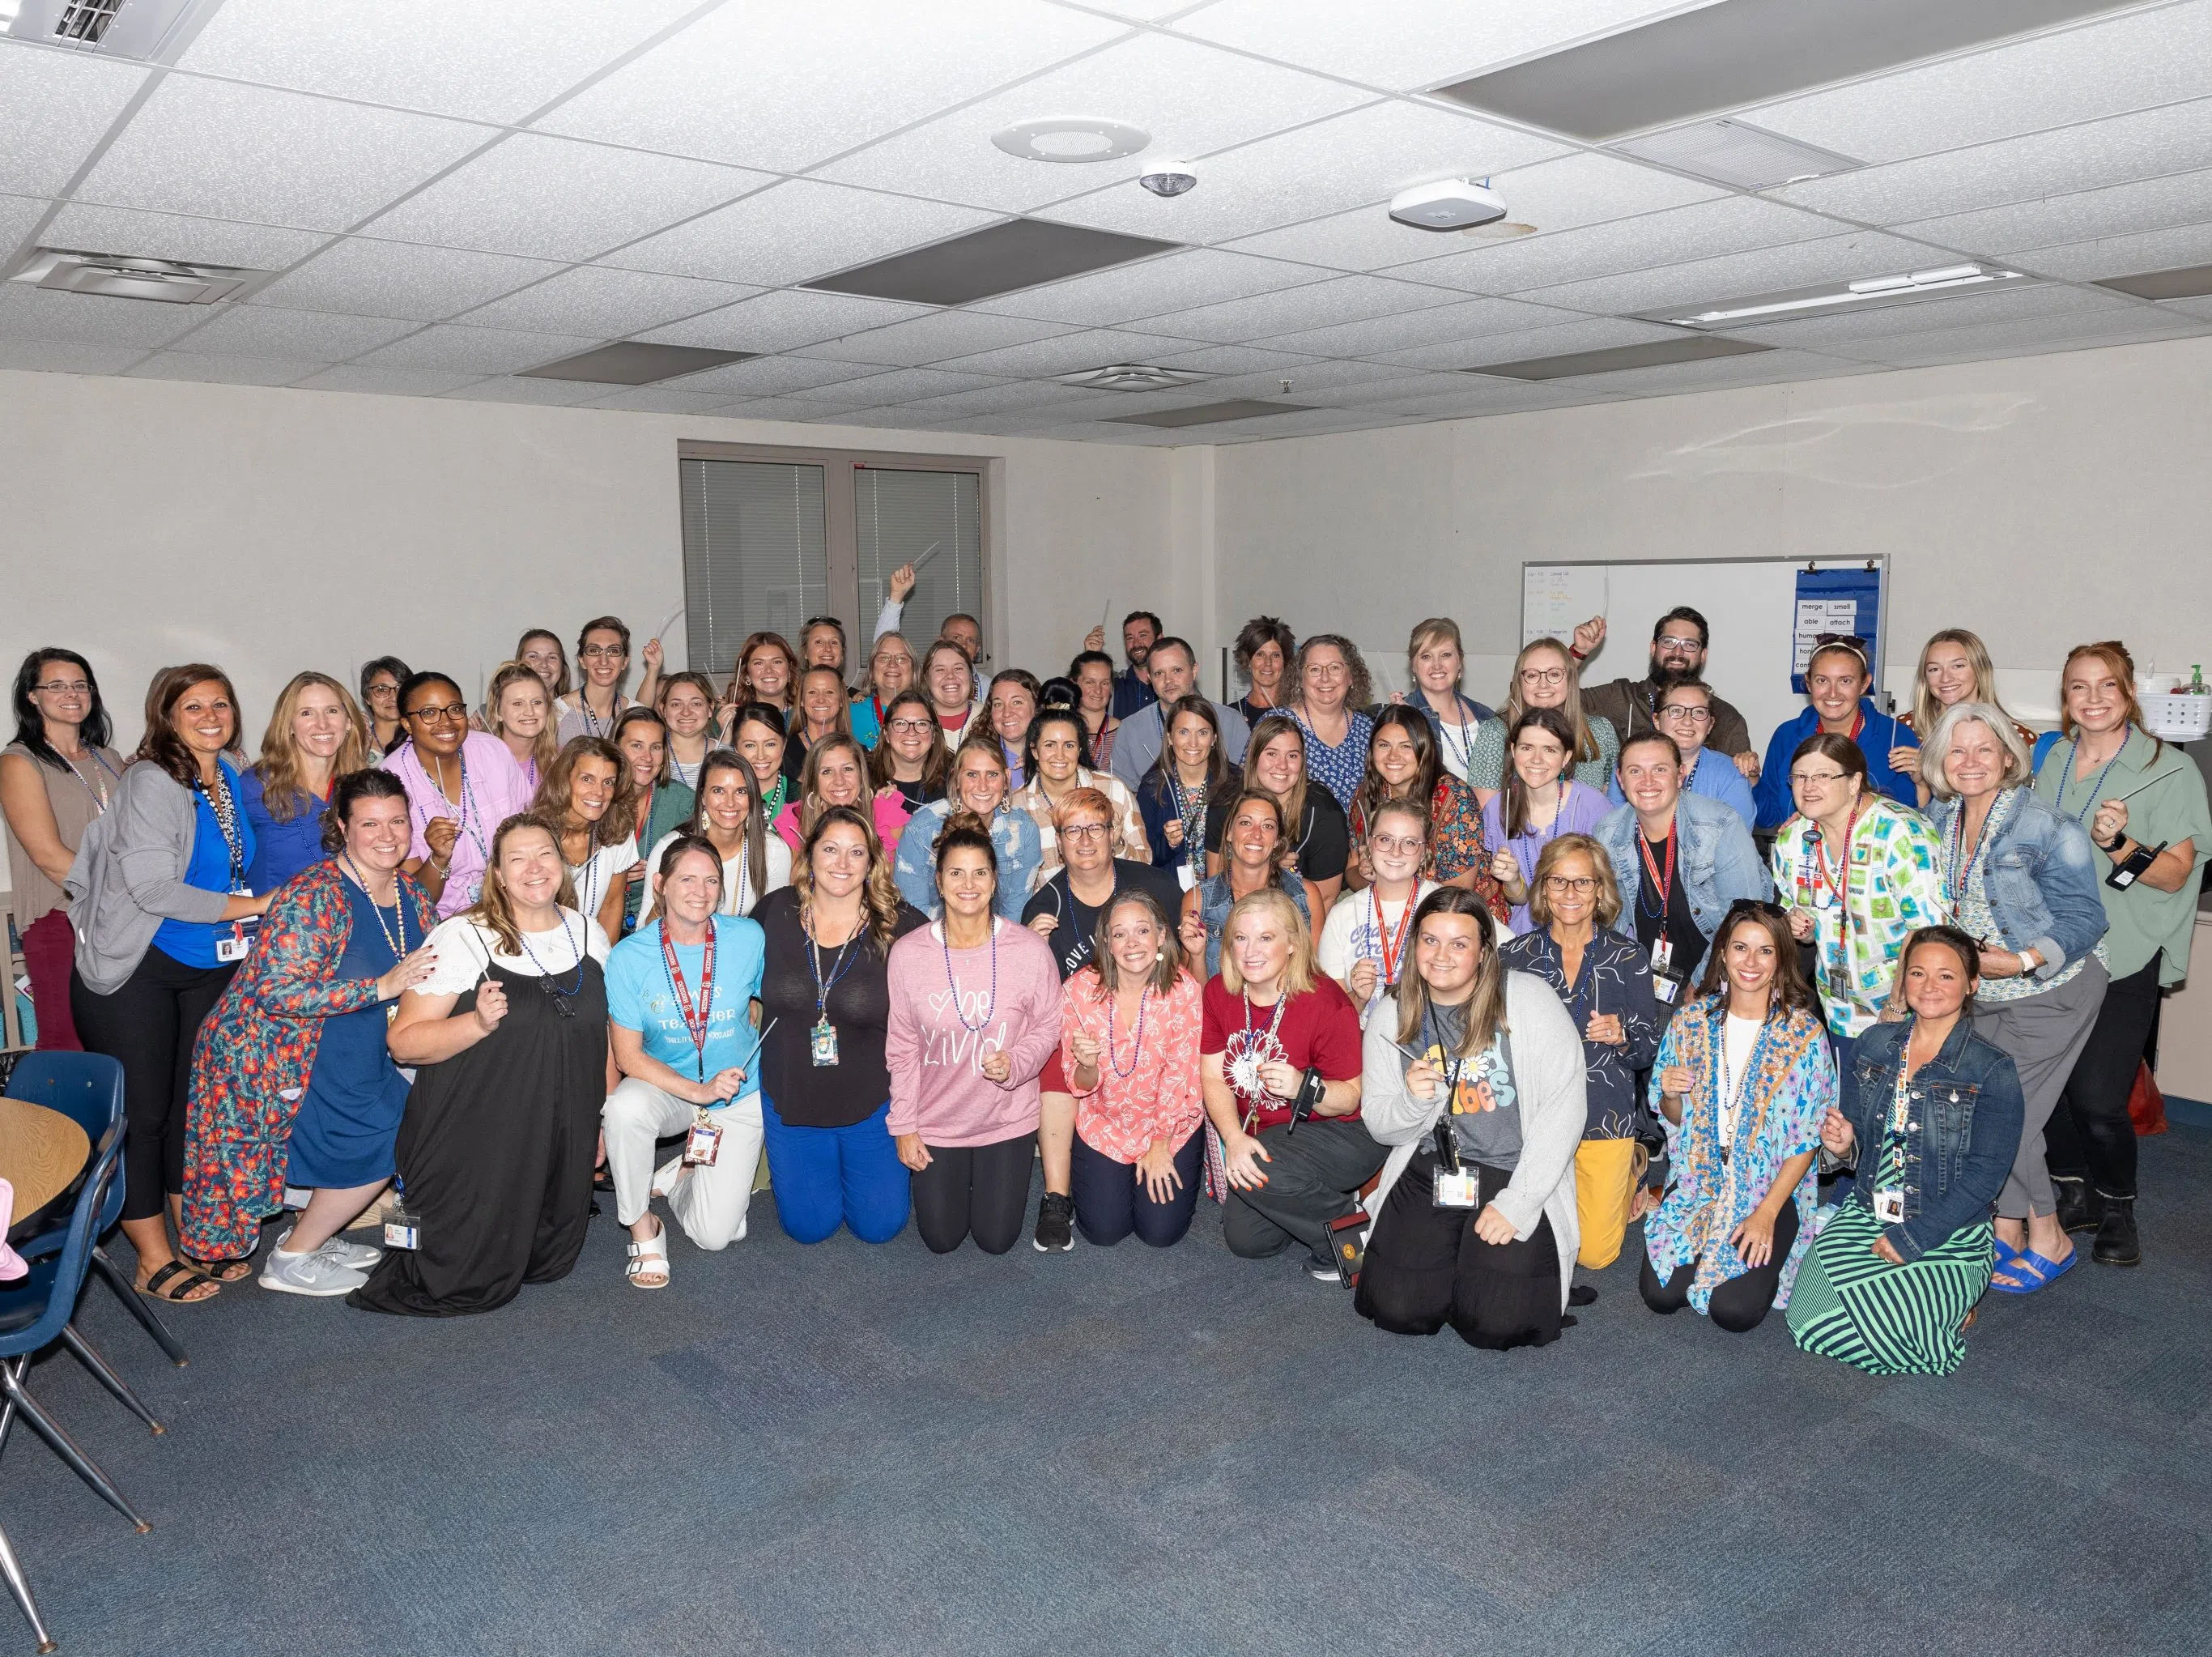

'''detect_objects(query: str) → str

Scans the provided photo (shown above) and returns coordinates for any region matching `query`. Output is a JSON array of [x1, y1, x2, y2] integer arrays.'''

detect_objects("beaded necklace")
[[942, 914, 1000, 1033]]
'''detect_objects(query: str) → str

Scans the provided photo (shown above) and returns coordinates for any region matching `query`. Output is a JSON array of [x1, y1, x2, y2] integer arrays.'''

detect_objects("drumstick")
[[654, 603, 685, 645], [908, 541, 944, 573]]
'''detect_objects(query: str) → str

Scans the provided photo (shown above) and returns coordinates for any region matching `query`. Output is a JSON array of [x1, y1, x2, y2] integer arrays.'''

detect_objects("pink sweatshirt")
[[885, 918, 1061, 1148]]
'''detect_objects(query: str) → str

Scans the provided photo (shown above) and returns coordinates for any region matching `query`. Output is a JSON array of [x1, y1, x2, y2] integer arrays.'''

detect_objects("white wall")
[[0, 369, 1177, 743], [1214, 335, 2212, 726]]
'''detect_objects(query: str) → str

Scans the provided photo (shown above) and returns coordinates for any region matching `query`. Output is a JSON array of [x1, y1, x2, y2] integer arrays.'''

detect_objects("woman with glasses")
[[867, 688, 950, 813], [354, 812, 612, 1316], [639, 749, 789, 922], [1013, 706, 1146, 878], [1230, 713, 1351, 909], [612, 707, 696, 937], [515, 630, 571, 705], [1481, 708, 1612, 935], [556, 616, 657, 746], [1790, 926, 2025, 1374], [359, 657, 410, 763], [656, 670, 721, 790], [240, 671, 372, 896], [1499, 835, 1661, 1280], [3, 648, 123, 1050], [849, 633, 917, 751], [1753, 636, 1916, 831], [1138, 696, 1238, 893], [1467, 639, 1619, 808], [1316, 799, 1437, 1030], [1346, 705, 1507, 918], [1070, 650, 1122, 772], [1287, 635, 1376, 811], [774, 733, 910, 856], [487, 661, 557, 793], [1643, 901, 1836, 1333], [1770, 734, 1947, 1070], [892, 739, 1041, 920], [1392, 618, 1495, 787], [1355, 887, 1588, 1348], [730, 701, 800, 823], [385, 671, 534, 921], [1609, 682, 1757, 828], [1230, 616, 1295, 725], [533, 736, 638, 944], [1891, 629, 2036, 807], [1180, 789, 1321, 979]]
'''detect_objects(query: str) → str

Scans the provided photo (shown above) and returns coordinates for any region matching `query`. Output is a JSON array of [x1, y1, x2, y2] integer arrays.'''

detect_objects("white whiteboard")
[[1521, 558, 1890, 753]]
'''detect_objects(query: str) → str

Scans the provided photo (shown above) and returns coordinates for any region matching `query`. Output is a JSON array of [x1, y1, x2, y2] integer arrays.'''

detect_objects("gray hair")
[[1925, 700, 2031, 799]]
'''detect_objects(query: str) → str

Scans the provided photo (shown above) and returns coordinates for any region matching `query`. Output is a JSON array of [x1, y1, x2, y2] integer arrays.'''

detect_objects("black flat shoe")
[[2091, 1195, 2141, 1267]]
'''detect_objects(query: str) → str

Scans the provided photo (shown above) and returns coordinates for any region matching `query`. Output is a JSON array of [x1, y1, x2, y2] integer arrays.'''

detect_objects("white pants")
[[602, 1078, 764, 1251]]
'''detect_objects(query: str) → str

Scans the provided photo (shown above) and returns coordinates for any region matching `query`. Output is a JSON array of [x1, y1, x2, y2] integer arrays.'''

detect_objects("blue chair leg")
[[59, 1326, 163, 1436], [91, 1247, 189, 1368], [0, 1360, 150, 1534], [0, 1515, 57, 1654]]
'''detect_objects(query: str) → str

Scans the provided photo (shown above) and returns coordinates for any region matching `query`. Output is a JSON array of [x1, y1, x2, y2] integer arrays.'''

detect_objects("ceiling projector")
[[1389, 178, 1507, 231]]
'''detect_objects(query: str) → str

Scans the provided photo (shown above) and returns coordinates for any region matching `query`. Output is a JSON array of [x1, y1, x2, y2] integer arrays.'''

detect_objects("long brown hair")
[[487, 660, 558, 780], [1220, 786, 1291, 872], [1691, 901, 1820, 1020], [1244, 713, 1312, 849], [1501, 705, 1577, 838], [867, 687, 950, 796], [252, 671, 368, 822], [2059, 640, 2159, 758], [798, 734, 871, 835], [1147, 694, 1236, 794], [135, 662, 243, 787], [1394, 886, 1506, 1058], [734, 630, 799, 713], [516, 628, 572, 699], [1499, 638, 1602, 765], [532, 735, 637, 845], [686, 748, 769, 897], [1091, 887, 1185, 998], [1351, 704, 1439, 837], [468, 811, 576, 956], [793, 803, 906, 956]]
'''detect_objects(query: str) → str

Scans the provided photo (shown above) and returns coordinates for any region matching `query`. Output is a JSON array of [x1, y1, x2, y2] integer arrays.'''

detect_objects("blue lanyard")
[[2052, 736, 2123, 825]]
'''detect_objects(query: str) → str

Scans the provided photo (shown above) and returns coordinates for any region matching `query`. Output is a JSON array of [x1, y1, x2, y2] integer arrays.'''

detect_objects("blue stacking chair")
[[6, 1054, 188, 1371]]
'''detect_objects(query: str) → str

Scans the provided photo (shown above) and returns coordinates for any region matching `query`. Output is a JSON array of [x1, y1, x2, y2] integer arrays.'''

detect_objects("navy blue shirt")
[[1755, 702, 1918, 832], [1111, 668, 1158, 720]]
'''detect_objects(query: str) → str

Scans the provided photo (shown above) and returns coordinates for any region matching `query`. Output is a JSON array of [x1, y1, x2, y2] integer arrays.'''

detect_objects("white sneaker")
[[273, 1225, 383, 1272], [260, 1246, 368, 1297]]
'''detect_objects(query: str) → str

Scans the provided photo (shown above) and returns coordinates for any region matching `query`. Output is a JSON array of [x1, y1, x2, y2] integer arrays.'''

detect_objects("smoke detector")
[[10, 248, 265, 304], [1389, 178, 1508, 232], [1054, 364, 1210, 392]]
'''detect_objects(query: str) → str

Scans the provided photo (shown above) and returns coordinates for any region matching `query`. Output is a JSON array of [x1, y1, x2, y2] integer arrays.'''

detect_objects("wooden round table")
[[0, 1097, 91, 1227]]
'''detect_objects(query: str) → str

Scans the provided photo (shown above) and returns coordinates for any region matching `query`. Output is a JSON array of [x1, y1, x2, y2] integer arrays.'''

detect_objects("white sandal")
[[625, 1220, 670, 1289]]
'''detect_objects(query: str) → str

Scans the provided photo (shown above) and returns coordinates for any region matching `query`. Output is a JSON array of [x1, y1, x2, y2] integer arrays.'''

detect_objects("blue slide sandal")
[[1990, 1246, 2076, 1295]]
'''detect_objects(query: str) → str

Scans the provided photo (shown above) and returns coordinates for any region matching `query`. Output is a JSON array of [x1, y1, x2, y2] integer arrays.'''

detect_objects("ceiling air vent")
[[9, 248, 265, 304], [1053, 364, 1209, 392], [3, 0, 214, 60]]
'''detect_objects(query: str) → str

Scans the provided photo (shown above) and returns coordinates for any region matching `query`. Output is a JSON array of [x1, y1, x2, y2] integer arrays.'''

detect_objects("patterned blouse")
[[1351, 777, 1512, 926], [1014, 769, 1150, 879], [1496, 927, 1661, 1139], [1467, 712, 1620, 795], [1771, 797, 1947, 1038], [1645, 995, 1835, 1314], [1059, 966, 1204, 1162], [1294, 707, 1373, 811]]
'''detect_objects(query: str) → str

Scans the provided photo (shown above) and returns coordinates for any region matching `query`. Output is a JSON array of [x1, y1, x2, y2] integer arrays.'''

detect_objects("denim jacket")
[[1836, 1017, 2024, 1263], [1592, 792, 1772, 943], [1924, 787, 2108, 978], [892, 800, 1042, 921]]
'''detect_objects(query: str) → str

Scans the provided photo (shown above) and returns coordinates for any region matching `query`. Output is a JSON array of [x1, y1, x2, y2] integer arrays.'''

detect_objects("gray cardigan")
[[64, 760, 232, 995], [1359, 970, 1586, 1310]]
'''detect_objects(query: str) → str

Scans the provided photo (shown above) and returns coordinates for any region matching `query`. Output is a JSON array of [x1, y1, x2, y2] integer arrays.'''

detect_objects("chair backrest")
[[4, 1051, 125, 1148], [0, 1133, 121, 1360]]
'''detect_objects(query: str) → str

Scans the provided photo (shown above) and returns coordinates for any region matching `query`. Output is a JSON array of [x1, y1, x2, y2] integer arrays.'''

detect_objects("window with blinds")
[[854, 466, 985, 667], [679, 458, 828, 682]]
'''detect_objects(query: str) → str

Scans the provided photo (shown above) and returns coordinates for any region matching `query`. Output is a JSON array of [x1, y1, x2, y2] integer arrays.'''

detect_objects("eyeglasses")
[[1060, 823, 1109, 841], [1657, 705, 1712, 723], [406, 703, 469, 725], [1519, 667, 1567, 688], [578, 645, 626, 661], [1368, 833, 1426, 855], [1655, 635, 1704, 652], [1789, 769, 1848, 787], [33, 679, 91, 696], [366, 683, 400, 698], [1542, 875, 1597, 894], [887, 718, 934, 735]]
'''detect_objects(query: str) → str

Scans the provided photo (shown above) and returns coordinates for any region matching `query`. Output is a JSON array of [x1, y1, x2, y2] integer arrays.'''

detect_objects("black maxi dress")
[[350, 956, 608, 1316]]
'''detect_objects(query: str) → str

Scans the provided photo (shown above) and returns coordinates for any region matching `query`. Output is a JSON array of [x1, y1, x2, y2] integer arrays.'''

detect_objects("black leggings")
[[1070, 1128, 1202, 1248], [71, 948, 236, 1224], [2045, 952, 2160, 1199], [1639, 1198, 1800, 1333], [910, 1131, 1035, 1254], [1355, 1155, 1564, 1351]]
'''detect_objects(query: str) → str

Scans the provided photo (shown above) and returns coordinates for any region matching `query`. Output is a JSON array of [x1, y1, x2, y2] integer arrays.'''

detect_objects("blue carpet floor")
[[6, 1128, 2209, 1657]]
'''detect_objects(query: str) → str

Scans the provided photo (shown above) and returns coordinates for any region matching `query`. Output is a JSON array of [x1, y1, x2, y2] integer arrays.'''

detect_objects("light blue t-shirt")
[[606, 914, 767, 1101]]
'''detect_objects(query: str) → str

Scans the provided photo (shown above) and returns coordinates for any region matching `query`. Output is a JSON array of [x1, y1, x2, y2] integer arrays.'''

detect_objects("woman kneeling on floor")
[[602, 833, 769, 1289], [1354, 887, 1586, 1348], [1642, 901, 1834, 1333], [1789, 926, 2023, 1374]]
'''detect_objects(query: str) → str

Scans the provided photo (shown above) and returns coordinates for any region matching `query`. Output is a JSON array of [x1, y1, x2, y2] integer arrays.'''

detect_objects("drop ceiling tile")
[[1775, 97, 2212, 227], [782, 367, 1006, 405], [356, 322, 601, 374], [0, 42, 146, 197], [1740, 0, 2212, 165], [972, 247, 1326, 325], [1246, 295, 1585, 358], [74, 76, 487, 231], [173, 305, 419, 360], [795, 310, 1080, 368], [292, 365, 484, 397], [38, 202, 329, 270], [1281, 370, 1486, 407], [445, 376, 609, 406], [1173, 0, 1696, 92], [0, 283, 205, 349], [812, 32, 1371, 214], [1226, 151, 1727, 274], [1511, 229, 1947, 315], [250, 238, 558, 321], [928, 327, 1206, 377], [1138, 273, 1469, 343], [178, 0, 704, 122], [664, 356, 883, 397], [362, 135, 771, 262], [0, 194, 50, 251], [458, 265, 761, 336], [639, 289, 933, 354], [1549, 347, 1875, 398], [1385, 195, 1848, 296], [894, 381, 1104, 416], [537, 0, 1126, 173], [1040, 100, 1565, 245], [124, 351, 327, 385], [606, 181, 1000, 288], [2163, 295, 2212, 318], [1836, 308, 2209, 365], [700, 396, 870, 424], [1144, 343, 1328, 375], [1719, 283, 2134, 350], [0, 339, 148, 375], [2009, 219, 2212, 279], [579, 386, 737, 414], [1893, 167, 2212, 258], [1368, 314, 1682, 371]]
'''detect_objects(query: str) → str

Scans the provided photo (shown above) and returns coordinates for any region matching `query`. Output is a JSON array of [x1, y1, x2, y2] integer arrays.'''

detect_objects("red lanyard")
[[1637, 828, 1676, 913], [660, 922, 717, 1080], [1813, 799, 1863, 904], [1372, 888, 1414, 987]]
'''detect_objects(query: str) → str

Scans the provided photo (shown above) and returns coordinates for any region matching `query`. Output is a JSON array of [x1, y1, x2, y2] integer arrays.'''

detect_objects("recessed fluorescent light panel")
[[1467, 336, 1772, 381], [1656, 263, 2027, 328], [1107, 398, 1312, 428], [521, 343, 755, 385], [1055, 364, 1210, 391], [1613, 121, 1861, 190], [1431, 0, 2146, 142], [805, 219, 1180, 307], [2094, 264, 2212, 301]]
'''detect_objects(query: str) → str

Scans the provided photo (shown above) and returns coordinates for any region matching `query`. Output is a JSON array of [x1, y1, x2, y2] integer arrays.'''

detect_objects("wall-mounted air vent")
[[1053, 364, 1210, 392], [9, 249, 266, 305], [3, 0, 215, 61]]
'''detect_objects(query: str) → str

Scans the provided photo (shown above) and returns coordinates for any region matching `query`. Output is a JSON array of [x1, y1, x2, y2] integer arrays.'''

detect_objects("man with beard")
[[1083, 611, 1163, 718], [1571, 607, 1758, 780]]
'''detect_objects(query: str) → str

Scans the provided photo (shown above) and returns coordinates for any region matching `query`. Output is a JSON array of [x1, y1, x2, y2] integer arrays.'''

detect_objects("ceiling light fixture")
[[1054, 364, 1210, 391], [991, 118, 1151, 164], [1138, 162, 1197, 198], [1667, 263, 2025, 326], [1389, 178, 1507, 232], [9, 247, 263, 303]]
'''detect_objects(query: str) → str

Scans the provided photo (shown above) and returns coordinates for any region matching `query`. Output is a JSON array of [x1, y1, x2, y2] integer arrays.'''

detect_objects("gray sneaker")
[[260, 1246, 368, 1297], [273, 1225, 382, 1272]]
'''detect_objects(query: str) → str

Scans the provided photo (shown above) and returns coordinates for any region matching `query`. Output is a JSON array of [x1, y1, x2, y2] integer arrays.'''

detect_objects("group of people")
[[6, 586, 2202, 1375]]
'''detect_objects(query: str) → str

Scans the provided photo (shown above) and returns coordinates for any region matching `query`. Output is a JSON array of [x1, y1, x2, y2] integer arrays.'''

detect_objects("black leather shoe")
[[2091, 1195, 2141, 1267], [2052, 1178, 2102, 1235], [1568, 1284, 1597, 1307]]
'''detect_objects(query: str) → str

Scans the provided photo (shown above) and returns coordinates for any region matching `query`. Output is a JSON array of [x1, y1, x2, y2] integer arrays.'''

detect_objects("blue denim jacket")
[[892, 800, 1041, 921], [1592, 792, 1772, 943], [1924, 787, 2108, 977], [1839, 1017, 2023, 1263]]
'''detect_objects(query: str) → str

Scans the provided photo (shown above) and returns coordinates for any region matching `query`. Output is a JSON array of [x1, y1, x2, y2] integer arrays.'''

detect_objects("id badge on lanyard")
[[384, 1178, 421, 1250], [1433, 1167, 1480, 1209], [684, 1111, 723, 1167], [215, 884, 257, 962], [810, 1019, 840, 1067]]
